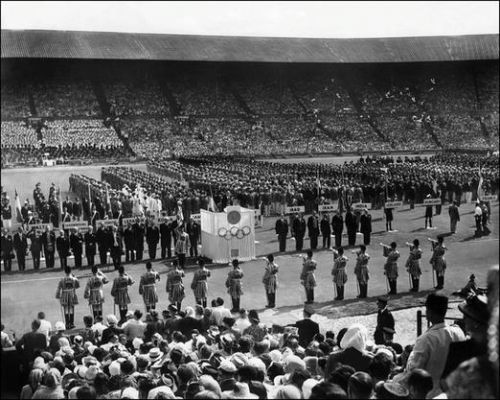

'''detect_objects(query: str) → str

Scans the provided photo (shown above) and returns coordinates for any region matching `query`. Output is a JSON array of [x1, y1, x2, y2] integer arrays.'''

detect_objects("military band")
[[139, 261, 160, 312], [111, 266, 135, 324], [331, 247, 348, 300], [55, 267, 80, 329], [429, 236, 447, 290], [301, 250, 317, 304], [262, 254, 279, 308], [353, 245, 370, 298], [405, 239, 422, 292], [166, 259, 185, 310], [381, 242, 400, 295], [226, 259, 244, 312], [84, 265, 109, 320], [191, 258, 211, 307]]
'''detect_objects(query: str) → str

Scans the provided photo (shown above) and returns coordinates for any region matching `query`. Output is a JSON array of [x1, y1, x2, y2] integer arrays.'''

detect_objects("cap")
[[55, 321, 66, 331], [382, 327, 396, 335], [377, 296, 389, 304], [304, 305, 315, 315], [458, 294, 489, 324]]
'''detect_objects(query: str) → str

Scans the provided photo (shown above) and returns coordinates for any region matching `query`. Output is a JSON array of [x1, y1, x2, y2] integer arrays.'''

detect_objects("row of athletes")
[[1, 219, 199, 272], [54, 256, 279, 330]]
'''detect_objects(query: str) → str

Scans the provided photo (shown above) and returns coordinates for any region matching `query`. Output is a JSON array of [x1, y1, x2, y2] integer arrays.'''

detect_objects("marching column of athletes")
[[54, 233, 448, 330]]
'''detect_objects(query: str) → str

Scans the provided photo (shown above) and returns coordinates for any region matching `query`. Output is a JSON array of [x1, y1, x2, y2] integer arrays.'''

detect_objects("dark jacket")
[[292, 318, 320, 348], [320, 218, 331, 235], [84, 232, 97, 256], [13, 232, 28, 254], [56, 236, 71, 257], [70, 232, 83, 255], [16, 331, 47, 363], [360, 214, 372, 234], [325, 346, 374, 377], [345, 211, 357, 232], [146, 226, 160, 245], [275, 218, 289, 236], [307, 216, 320, 237], [374, 308, 395, 344], [332, 214, 344, 233], [292, 218, 306, 238]]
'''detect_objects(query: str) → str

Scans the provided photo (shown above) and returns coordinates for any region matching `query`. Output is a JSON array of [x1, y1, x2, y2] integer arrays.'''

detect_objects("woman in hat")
[[331, 247, 348, 300], [226, 259, 244, 313], [84, 265, 109, 320], [430, 236, 446, 290], [55, 267, 80, 329], [139, 261, 160, 312], [405, 239, 423, 292], [191, 258, 211, 308], [353, 244, 370, 298], [166, 259, 186, 311], [111, 266, 135, 324], [262, 254, 279, 308]]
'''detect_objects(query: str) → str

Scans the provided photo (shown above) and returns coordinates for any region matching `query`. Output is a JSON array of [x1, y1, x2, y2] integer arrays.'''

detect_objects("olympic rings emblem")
[[218, 226, 251, 240]]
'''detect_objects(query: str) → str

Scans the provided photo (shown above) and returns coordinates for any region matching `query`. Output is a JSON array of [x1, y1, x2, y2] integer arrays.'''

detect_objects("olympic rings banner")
[[200, 207, 256, 263]]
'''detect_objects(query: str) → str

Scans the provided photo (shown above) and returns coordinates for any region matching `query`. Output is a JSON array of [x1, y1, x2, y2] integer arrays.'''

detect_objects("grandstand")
[[1, 30, 499, 167]]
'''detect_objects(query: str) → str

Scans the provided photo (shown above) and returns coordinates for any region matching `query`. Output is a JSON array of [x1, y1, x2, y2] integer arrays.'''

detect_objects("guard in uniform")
[[226, 259, 244, 312], [430, 236, 447, 290], [111, 265, 135, 324], [300, 250, 317, 304], [69, 228, 83, 269], [405, 239, 423, 292], [382, 242, 400, 295], [84, 226, 97, 268], [275, 214, 288, 252], [331, 247, 348, 300], [331, 210, 344, 248], [42, 225, 56, 269], [139, 261, 160, 312], [166, 259, 185, 310], [353, 244, 370, 298], [175, 225, 190, 269], [84, 265, 109, 320], [191, 258, 211, 307], [55, 267, 80, 329], [262, 254, 279, 308]]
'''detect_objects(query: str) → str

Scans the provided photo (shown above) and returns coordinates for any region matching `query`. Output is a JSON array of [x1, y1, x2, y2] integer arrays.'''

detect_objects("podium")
[[200, 206, 256, 263]]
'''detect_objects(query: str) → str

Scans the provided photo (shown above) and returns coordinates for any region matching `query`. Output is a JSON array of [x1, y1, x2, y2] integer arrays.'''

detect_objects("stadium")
[[1, 23, 499, 400]]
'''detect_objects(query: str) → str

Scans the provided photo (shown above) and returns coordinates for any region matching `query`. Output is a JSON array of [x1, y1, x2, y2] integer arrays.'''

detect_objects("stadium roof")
[[1, 30, 498, 63]]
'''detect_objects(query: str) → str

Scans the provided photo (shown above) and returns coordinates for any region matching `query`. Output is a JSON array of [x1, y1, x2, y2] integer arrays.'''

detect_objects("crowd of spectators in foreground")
[[2, 265, 498, 399]]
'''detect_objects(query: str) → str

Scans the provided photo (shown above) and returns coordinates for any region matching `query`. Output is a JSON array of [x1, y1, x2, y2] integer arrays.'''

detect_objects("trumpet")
[[427, 238, 438, 243], [405, 242, 412, 247], [379, 242, 389, 248]]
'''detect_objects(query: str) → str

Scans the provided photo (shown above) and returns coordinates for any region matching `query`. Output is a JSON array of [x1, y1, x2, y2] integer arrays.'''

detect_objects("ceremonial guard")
[[293, 214, 306, 252], [166, 259, 186, 310], [84, 265, 109, 320], [55, 267, 80, 329], [123, 222, 135, 262], [69, 228, 84, 269], [331, 247, 348, 300], [96, 223, 108, 266], [359, 209, 372, 245], [429, 236, 447, 290], [405, 239, 423, 292], [42, 225, 56, 269], [381, 242, 400, 295], [29, 229, 42, 270], [226, 259, 244, 312], [146, 221, 160, 260], [353, 244, 370, 298], [262, 254, 279, 308], [84, 226, 97, 268], [300, 250, 317, 304], [320, 213, 331, 249], [191, 258, 211, 307], [175, 225, 190, 269], [56, 230, 71, 270], [13, 227, 28, 271], [275, 214, 288, 252], [111, 266, 135, 324], [139, 261, 160, 312], [331, 210, 344, 248], [307, 211, 320, 250]]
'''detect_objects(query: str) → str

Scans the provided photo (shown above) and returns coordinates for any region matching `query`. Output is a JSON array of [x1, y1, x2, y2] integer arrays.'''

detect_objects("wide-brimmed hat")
[[222, 382, 258, 399], [54, 321, 66, 331], [459, 294, 489, 324], [147, 347, 164, 362]]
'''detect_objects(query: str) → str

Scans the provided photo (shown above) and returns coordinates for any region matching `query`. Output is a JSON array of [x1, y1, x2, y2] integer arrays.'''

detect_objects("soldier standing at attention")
[[275, 214, 289, 253], [139, 261, 160, 312], [429, 236, 447, 290], [331, 247, 348, 301], [382, 242, 400, 295], [353, 244, 370, 298], [166, 259, 185, 310], [56, 267, 80, 329], [84, 265, 109, 320], [191, 258, 211, 307], [226, 259, 244, 313], [262, 254, 279, 308], [301, 250, 317, 304], [111, 266, 135, 324], [405, 239, 423, 292]]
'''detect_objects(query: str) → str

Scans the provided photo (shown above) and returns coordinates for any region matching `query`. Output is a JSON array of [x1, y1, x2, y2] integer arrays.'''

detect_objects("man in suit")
[[293, 214, 306, 252], [29, 229, 42, 270], [56, 230, 71, 270], [275, 214, 289, 252], [320, 213, 331, 249], [123, 222, 135, 262], [146, 221, 160, 260], [13, 227, 28, 271], [1, 229, 14, 272], [331, 210, 343, 248], [448, 201, 460, 234], [109, 225, 123, 270], [41, 226, 56, 268], [96, 223, 108, 266], [72, 198, 82, 221], [287, 306, 320, 348], [133, 221, 145, 261], [345, 208, 357, 247], [186, 217, 201, 257], [159, 218, 172, 259], [307, 211, 320, 250], [70, 228, 84, 268], [84, 226, 97, 268], [374, 296, 395, 345], [359, 209, 372, 245]]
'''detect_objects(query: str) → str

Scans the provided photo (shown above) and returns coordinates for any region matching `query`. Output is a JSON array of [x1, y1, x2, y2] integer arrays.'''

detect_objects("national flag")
[[15, 189, 23, 223], [316, 167, 321, 198], [477, 164, 483, 201], [58, 186, 63, 225]]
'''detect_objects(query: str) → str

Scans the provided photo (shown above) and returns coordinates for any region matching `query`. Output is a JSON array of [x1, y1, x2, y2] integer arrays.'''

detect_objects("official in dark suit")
[[123, 223, 136, 262], [146, 222, 160, 260], [13, 227, 28, 271], [320, 214, 331, 249], [72, 198, 82, 221], [29, 229, 42, 270], [307, 211, 320, 250], [331, 210, 343, 248], [448, 201, 460, 234], [109, 225, 123, 270], [345, 208, 357, 247], [70, 228, 84, 268], [84, 226, 97, 268], [275, 214, 289, 252], [359, 209, 372, 245], [56, 230, 71, 270], [287, 306, 320, 348], [96, 223, 108, 266], [374, 296, 395, 345], [293, 214, 306, 252], [41, 226, 56, 268], [133, 221, 145, 261], [187, 217, 201, 257], [160, 219, 172, 259]]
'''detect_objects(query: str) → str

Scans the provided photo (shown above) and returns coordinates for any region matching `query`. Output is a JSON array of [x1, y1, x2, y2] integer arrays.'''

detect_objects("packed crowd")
[[2, 265, 498, 399]]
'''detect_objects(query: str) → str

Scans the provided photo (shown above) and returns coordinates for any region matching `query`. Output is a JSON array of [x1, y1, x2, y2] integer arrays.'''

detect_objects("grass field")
[[1, 159, 498, 346]]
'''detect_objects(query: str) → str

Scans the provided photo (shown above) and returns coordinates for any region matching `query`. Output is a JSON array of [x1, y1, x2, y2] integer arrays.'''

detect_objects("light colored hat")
[[109, 360, 122, 377], [54, 321, 66, 331], [222, 382, 258, 399], [230, 352, 248, 369], [247, 357, 266, 374], [85, 365, 100, 381], [121, 387, 139, 399], [107, 314, 118, 325], [147, 386, 175, 399], [33, 356, 46, 370], [132, 337, 144, 350], [74, 365, 88, 379], [147, 347, 164, 362], [219, 359, 237, 373]]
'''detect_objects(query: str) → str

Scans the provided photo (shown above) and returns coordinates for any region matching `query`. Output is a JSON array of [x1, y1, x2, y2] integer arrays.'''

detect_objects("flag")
[[88, 182, 92, 211], [432, 178, 438, 195], [208, 184, 218, 212], [477, 164, 483, 201], [106, 185, 112, 217], [58, 186, 63, 226], [316, 167, 321, 198], [15, 189, 23, 223]]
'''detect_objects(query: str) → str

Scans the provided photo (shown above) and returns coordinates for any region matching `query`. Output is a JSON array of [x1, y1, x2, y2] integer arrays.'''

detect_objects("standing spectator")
[[345, 208, 357, 247], [84, 226, 97, 268], [95, 223, 108, 266], [293, 214, 306, 252], [359, 209, 372, 245], [13, 227, 28, 271], [56, 230, 70, 270], [275, 214, 289, 253], [36, 312, 52, 345], [146, 221, 160, 260], [15, 320, 47, 372], [287, 306, 320, 348], [69, 228, 83, 269], [159, 218, 173, 259], [374, 296, 395, 345], [405, 292, 466, 398], [122, 310, 146, 342], [448, 201, 460, 234]]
